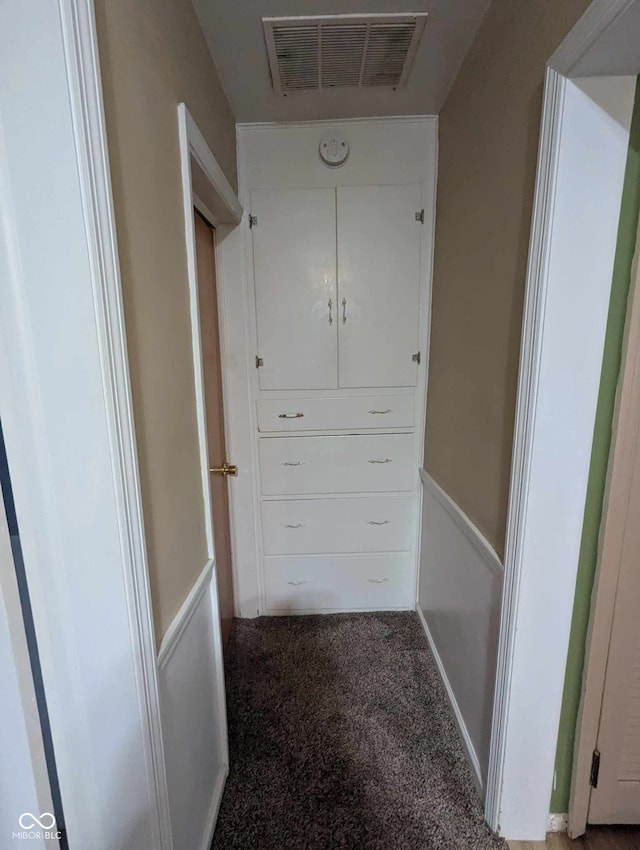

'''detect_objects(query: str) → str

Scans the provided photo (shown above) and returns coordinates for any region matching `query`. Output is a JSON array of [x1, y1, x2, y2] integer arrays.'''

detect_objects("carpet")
[[211, 612, 507, 850]]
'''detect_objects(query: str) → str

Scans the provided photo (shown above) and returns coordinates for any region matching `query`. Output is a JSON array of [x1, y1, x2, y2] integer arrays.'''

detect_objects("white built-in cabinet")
[[251, 185, 422, 390], [240, 118, 435, 616]]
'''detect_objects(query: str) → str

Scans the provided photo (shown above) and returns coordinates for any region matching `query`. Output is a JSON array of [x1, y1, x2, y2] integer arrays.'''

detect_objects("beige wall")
[[424, 0, 590, 557], [95, 0, 237, 641]]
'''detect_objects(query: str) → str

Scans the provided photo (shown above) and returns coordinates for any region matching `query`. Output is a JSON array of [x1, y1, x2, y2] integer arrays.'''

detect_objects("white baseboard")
[[416, 603, 483, 792], [547, 813, 568, 833], [198, 764, 228, 850]]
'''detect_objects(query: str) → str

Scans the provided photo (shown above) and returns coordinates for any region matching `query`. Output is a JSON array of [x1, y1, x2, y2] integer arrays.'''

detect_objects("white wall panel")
[[417, 471, 503, 788], [158, 571, 227, 850]]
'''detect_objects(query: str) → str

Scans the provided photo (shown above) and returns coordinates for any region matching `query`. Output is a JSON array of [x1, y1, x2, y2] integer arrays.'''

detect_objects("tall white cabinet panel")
[[337, 184, 422, 388], [239, 118, 436, 616], [251, 188, 337, 390]]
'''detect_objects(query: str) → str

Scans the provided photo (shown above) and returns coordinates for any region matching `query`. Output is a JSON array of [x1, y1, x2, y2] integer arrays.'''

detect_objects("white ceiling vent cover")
[[263, 13, 428, 95]]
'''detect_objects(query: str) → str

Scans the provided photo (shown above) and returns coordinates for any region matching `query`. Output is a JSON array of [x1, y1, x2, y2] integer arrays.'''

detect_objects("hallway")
[[211, 613, 505, 850]]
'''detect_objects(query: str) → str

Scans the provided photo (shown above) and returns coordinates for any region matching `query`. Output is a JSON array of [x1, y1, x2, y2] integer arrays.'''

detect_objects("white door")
[[251, 188, 337, 390], [588, 378, 640, 823], [337, 184, 422, 388], [587, 234, 640, 825]]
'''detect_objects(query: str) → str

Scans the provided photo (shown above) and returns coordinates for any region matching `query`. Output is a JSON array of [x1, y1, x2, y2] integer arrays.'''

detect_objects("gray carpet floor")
[[211, 612, 507, 850]]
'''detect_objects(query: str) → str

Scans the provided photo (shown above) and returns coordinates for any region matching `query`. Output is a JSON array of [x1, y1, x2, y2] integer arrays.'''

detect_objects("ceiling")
[[191, 0, 491, 123]]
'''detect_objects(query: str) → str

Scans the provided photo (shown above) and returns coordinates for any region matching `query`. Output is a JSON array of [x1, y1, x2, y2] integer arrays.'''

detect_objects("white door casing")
[[251, 188, 337, 390], [337, 184, 422, 388], [0, 1, 173, 846]]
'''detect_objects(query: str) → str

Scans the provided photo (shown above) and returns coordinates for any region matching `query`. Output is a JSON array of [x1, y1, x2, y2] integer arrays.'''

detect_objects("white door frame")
[[486, 0, 640, 839], [0, 0, 172, 848], [172, 100, 243, 757], [568, 215, 640, 837]]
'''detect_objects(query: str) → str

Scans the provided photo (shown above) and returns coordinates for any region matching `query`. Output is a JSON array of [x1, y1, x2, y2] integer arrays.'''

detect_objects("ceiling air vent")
[[263, 14, 428, 95]]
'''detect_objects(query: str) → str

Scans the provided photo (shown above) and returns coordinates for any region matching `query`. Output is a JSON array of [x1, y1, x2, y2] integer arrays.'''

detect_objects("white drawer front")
[[259, 434, 415, 495], [257, 394, 415, 432], [262, 495, 415, 555], [263, 554, 415, 612]]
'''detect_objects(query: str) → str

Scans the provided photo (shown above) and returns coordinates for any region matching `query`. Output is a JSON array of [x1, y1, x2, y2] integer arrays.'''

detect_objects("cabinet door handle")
[[342, 297, 347, 324], [278, 412, 304, 419], [328, 299, 333, 325], [282, 461, 305, 466], [367, 578, 389, 584], [368, 409, 392, 415], [287, 580, 307, 586], [284, 523, 305, 528], [368, 520, 390, 525], [368, 458, 392, 464]]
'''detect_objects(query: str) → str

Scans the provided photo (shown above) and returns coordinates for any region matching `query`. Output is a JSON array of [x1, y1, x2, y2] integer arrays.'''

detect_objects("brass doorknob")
[[209, 462, 238, 477]]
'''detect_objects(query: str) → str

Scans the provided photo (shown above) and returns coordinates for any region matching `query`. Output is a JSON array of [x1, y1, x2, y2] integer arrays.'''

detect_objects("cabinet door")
[[251, 188, 337, 390], [337, 185, 422, 388]]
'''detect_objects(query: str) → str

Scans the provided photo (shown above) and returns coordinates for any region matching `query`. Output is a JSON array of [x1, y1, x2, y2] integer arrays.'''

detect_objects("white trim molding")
[[549, 0, 634, 76], [418, 469, 503, 578], [484, 66, 567, 836], [171, 103, 240, 847], [178, 103, 257, 616], [485, 65, 636, 839], [182, 105, 243, 225], [0, 0, 173, 846], [58, 5, 174, 843]]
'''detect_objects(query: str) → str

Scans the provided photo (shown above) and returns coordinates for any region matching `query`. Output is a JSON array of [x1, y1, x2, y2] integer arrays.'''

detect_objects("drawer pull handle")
[[284, 523, 305, 528], [287, 580, 307, 586], [368, 409, 392, 415], [278, 412, 304, 419], [328, 299, 333, 326], [368, 458, 392, 464], [368, 520, 390, 526], [282, 461, 305, 466], [367, 578, 389, 584], [342, 297, 347, 324]]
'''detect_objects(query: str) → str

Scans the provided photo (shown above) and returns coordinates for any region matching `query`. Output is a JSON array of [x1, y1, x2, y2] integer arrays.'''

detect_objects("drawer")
[[257, 394, 414, 432], [259, 433, 415, 496], [263, 554, 415, 612], [261, 495, 415, 555]]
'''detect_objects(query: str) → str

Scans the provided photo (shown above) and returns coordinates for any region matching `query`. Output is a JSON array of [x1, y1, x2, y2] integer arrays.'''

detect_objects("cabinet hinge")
[[590, 749, 601, 788], [249, 214, 257, 229], [412, 351, 421, 365], [415, 209, 424, 224], [255, 356, 263, 368]]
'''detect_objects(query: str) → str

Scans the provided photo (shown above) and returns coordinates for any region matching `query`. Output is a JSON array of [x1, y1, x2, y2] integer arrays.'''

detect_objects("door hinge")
[[412, 351, 421, 365], [255, 356, 263, 368], [249, 214, 257, 229], [415, 209, 424, 224], [590, 749, 601, 788]]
